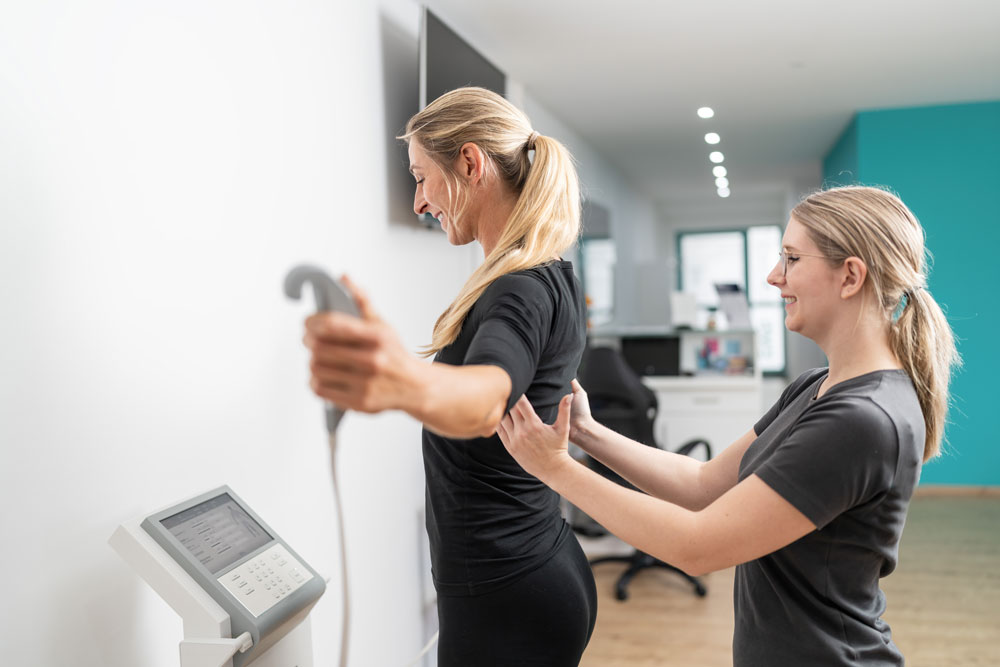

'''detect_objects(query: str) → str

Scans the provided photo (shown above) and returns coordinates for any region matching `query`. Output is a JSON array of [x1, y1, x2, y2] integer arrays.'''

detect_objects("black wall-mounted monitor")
[[416, 7, 507, 228], [419, 7, 506, 110]]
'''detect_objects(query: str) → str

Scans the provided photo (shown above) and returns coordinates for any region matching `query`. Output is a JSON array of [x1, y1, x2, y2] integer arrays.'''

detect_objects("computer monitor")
[[620, 335, 681, 377]]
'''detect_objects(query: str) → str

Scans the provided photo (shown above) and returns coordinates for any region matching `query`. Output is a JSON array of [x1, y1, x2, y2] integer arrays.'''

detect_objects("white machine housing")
[[109, 486, 326, 667]]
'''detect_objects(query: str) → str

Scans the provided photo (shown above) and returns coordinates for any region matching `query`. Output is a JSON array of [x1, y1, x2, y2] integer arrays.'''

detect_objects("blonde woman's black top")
[[423, 260, 587, 597]]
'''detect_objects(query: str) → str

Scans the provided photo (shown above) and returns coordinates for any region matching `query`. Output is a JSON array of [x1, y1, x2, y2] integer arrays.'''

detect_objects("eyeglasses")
[[777, 250, 828, 277]]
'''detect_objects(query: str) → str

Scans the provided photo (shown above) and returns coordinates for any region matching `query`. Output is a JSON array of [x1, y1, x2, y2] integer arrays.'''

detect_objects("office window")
[[580, 237, 615, 327], [678, 226, 785, 373]]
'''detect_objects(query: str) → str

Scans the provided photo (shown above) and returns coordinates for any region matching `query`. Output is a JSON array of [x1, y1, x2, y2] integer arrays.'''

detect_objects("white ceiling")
[[423, 0, 1000, 220]]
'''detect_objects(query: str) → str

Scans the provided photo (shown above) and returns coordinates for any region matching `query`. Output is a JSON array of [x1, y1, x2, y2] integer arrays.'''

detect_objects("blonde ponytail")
[[400, 88, 581, 356], [888, 287, 960, 459], [792, 186, 960, 461]]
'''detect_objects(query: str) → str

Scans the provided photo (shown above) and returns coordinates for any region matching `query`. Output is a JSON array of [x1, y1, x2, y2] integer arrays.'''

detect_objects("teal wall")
[[822, 101, 1000, 486], [823, 115, 859, 186]]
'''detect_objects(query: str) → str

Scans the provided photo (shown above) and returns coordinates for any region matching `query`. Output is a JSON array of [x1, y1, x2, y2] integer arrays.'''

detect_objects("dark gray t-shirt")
[[735, 368, 924, 666]]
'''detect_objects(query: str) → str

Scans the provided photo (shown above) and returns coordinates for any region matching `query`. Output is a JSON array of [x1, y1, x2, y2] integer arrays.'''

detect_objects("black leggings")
[[437, 534, 598, 666]]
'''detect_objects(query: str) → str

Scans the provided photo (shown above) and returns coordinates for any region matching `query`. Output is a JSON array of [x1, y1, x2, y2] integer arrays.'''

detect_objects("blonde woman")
[[498, 186, 960, 666], [304, 88, 596, 665]]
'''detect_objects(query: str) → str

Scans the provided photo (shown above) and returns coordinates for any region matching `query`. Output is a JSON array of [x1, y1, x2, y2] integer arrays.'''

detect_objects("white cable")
[[329, 429, 350, 667], [406, 631, 440, 667], [331, 424, 440, 667], [284, 268, 355, 667]]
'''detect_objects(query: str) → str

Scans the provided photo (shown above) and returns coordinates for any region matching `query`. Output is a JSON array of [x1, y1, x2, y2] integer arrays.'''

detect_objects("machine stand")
[[178, 632, 252, 667]]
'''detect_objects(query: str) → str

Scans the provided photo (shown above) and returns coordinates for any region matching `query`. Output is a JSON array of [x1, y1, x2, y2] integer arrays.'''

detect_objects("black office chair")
[[572, 345, 712, 601]]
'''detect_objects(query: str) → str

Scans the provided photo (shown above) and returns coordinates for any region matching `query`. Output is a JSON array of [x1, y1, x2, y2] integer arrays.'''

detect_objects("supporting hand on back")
[[497, 393, 575, 482], [566, 378, 596, 445]]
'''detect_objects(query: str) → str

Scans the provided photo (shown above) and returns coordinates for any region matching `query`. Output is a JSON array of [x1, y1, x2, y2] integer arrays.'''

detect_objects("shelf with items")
[[678, 329, 758, 379], [589, 326, 760, 380], [586, 326, 762, 457]]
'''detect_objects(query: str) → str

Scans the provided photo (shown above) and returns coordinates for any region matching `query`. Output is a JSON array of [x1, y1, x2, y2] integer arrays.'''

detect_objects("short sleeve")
[[754, 368, 827, 436], [464, 273, 555, 413], [754, 397, 900, 529]]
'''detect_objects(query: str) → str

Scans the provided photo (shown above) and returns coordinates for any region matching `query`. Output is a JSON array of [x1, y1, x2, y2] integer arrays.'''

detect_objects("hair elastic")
[[893, 286, 923, 322]]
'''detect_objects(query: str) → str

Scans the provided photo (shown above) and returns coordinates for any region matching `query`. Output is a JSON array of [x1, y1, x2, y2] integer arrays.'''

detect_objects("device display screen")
[[161, 493, 273, 574]]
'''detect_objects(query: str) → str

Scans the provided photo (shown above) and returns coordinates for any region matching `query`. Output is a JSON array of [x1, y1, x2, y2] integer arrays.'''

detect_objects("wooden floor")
[[579, 494, 1000, 666]]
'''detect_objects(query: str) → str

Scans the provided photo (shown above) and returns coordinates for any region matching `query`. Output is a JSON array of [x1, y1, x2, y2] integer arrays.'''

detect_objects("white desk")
[[642, 375, 761, 459]]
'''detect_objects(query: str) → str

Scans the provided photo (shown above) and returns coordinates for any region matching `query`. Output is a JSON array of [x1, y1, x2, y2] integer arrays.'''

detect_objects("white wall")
[[0, 1, 472, 665], [513, 87, 661, 327], [0, 3, 659, 665]]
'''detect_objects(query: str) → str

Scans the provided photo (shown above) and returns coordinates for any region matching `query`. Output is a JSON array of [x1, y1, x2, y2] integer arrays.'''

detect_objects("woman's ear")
[[456, 142, 486, 185], [840, 257, 868, 299]]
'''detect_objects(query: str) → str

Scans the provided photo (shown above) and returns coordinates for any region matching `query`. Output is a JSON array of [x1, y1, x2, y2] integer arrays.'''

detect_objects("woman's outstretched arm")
[[304, 277, 511, 439], [499, 394, 815, 575], [564, 379, 758, 510]]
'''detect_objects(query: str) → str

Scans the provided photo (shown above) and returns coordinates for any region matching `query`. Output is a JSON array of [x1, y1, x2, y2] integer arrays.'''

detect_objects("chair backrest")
[[577, 346, 658, 448], [568, 346, 714, 537]]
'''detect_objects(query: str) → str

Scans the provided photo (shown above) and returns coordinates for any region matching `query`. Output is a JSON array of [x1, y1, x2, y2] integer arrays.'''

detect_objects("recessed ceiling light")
[[709, 151, 725, 163], [704, 132, 720, 145], [716, 177, 729, 188], [713, 166, 727, 178], [697, 107, 714, 119], [718, 187, 731, 198]]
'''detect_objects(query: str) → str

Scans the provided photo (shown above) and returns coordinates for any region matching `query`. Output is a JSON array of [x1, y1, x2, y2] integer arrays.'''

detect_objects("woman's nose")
[[413, 190, 427, 216], [766, 261, 784, 287]]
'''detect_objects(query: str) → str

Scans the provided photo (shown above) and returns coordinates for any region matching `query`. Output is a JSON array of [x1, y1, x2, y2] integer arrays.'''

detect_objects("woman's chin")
[[442, 223, 472, 247]]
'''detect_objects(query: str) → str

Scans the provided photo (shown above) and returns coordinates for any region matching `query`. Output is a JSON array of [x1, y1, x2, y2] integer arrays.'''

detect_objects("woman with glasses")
[[497, 186, 959, 666], [302, 87, 596, 666]]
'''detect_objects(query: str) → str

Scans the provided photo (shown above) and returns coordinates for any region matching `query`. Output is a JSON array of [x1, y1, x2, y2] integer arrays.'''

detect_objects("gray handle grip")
[[284, 265, 360, 317], [284, 265, 360, 434]]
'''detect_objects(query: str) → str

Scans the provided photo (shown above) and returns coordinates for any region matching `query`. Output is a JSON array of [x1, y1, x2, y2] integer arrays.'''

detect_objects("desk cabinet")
[[643, 376, 762, 460]]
